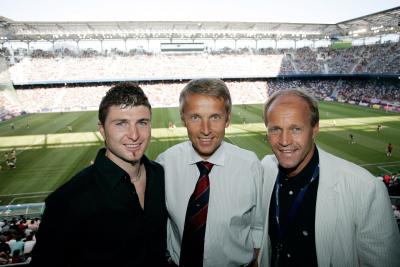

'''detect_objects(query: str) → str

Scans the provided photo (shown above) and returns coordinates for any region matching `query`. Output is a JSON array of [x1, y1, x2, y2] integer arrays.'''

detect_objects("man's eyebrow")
[[110, 118, 128, 122]]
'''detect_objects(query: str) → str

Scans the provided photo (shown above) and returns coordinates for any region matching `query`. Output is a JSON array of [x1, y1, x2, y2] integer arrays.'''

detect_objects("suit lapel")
[[314, 148, 339, 266], [260, 156, 279, 266]]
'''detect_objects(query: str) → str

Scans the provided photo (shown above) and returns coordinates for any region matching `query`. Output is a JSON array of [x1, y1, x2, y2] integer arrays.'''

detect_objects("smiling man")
[[156, 78, 264, 267], [30, 82, 168, 267], [258, 89, 400, 267]]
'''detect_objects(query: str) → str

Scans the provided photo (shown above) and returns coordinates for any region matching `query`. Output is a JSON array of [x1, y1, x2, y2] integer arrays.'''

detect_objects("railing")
[[0, 203, 44, 219], [390, 196, 400, 206], [0, 197, 399, 219]]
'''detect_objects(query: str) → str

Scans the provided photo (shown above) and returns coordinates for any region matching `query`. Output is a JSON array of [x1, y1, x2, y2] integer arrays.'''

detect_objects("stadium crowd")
[[380, 172, 400, 197], [267, 79, 400, 105], [0, 216, 40, 265], [4, 42, 400, 83], [10, 78, 400, 114], [2, 41, 399, 119], [14, 81, 269, 113]]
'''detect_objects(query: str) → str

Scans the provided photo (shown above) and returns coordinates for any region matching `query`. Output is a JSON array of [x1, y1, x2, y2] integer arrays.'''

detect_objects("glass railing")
[[0, 203, 44, 219]]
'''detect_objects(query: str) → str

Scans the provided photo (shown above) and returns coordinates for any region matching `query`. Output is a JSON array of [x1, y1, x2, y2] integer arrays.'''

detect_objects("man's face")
[[99, 105, 151, 168], [265, 94, 319, 177], [182, 93, 230, 160]]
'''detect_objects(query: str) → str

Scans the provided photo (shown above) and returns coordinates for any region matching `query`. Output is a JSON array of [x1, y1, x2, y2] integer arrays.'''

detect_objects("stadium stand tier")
[[0, 7, 400, 265]]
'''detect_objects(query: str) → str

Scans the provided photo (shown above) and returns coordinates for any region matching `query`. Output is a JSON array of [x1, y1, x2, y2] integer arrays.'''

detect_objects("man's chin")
[[278, 159, 299, 170], [122, 153, 143, 164]]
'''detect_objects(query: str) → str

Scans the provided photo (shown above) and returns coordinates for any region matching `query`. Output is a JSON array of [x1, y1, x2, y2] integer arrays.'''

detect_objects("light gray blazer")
[[258, 147, 400, 267]]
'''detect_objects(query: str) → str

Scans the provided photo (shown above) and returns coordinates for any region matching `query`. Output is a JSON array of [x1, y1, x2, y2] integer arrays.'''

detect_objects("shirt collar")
[[94, 148, 151, 189], [187, 140, 226, 166]]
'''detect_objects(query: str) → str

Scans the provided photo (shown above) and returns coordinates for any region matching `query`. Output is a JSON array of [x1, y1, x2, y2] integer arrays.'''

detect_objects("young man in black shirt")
[[30, 82, 168, 267]]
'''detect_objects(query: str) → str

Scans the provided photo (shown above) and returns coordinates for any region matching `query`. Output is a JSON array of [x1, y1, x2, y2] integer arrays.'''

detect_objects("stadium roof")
[[0, 6, 399, 42]]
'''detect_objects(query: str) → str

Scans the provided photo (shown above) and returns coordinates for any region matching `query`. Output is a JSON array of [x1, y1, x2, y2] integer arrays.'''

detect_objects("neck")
[[283, 145, 316, 178], [129, 162, 142, 183]]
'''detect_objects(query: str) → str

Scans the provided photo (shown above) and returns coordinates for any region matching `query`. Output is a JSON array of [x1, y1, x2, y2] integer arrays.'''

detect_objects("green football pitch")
[[0, 101, 399, 205]]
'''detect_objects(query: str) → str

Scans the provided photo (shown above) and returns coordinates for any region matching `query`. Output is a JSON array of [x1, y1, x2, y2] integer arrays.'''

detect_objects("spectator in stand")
[[0, 235, 11, 257], [0, 254, 9, 265], [27, 220, 38, 233], [10, 249, 24, 264], [393, 205, 400, 220], [23, 234, 36, 257], [30, 82, 168, 267], [383, 174, 392, 186], [0, 221, 9, 234], [17, 218, 26, 233], [258, 88, 400, 266], [9, 234, 24, 257]]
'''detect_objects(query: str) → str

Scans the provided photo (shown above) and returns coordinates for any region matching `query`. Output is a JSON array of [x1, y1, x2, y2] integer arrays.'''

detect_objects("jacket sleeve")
[[355, 179, 400, 267], [251, 158, 265, 249]]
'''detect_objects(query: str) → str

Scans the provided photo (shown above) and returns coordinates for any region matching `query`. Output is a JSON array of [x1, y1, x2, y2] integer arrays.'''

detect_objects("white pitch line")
[[377, 166, 393, 174], [0, 191, 51, 197], [360, 161, 400, 167], [9, 195, 47, 205]]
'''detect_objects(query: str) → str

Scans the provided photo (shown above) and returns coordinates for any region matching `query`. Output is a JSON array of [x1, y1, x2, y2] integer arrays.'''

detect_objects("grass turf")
[[0, 101, 399, 205]]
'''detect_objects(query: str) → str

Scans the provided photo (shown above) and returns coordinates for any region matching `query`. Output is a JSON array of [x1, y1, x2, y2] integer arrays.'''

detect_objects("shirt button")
[[287, 253, 291, 258], [196, 204, 200, 207], [302, 230, 309, 236], [289, 190, 293, 195]]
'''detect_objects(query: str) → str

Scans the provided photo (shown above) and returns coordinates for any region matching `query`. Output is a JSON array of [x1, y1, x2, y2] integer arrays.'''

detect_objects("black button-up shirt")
[[269, 148, 319, 267], [31, 148, 168, 267]]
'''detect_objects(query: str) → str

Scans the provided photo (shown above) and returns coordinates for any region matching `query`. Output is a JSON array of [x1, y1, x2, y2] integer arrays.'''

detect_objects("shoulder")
[[319, 148, 378, 186], [143, 156, 164, 175], [45, 165, 96, 206], [156, 141, 190, 162], [223, 142, 259, 163], [261, 154, 278, 171], [320, 149, 372, 177]]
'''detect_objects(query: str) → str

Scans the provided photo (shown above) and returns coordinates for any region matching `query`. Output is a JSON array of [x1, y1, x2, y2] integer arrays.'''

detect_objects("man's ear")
[[181, 116, 187, 127], [312, 122, 319, 139], [98, 121, 105, 139], [225, 112, 231, 127]]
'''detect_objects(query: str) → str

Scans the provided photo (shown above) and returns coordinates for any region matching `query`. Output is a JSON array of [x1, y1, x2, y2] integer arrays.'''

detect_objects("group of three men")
[[30, 79, 399, 267]]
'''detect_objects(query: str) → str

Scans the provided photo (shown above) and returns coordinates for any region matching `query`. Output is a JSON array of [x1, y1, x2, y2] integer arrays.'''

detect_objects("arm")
[[30, 198, 69, 267], [356, 179, 400, 267], [250, 159, 265, 252]]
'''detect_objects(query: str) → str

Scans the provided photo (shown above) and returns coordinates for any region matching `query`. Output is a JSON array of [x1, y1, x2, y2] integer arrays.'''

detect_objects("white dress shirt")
[[156, 141, 265, 267]]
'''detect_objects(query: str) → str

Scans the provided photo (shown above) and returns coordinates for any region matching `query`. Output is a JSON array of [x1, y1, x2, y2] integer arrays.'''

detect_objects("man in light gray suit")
[[258, 88, 399, 267]]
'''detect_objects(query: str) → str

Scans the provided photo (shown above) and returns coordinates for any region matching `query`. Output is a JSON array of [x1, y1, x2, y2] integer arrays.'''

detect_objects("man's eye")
[[138, 121, 149, 127], [211, 115, 222, 120], [191, 115, 200, 121], [116, 122, 127, 126], [292, 128, 301, 134], [268, 128, 281, 134]]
